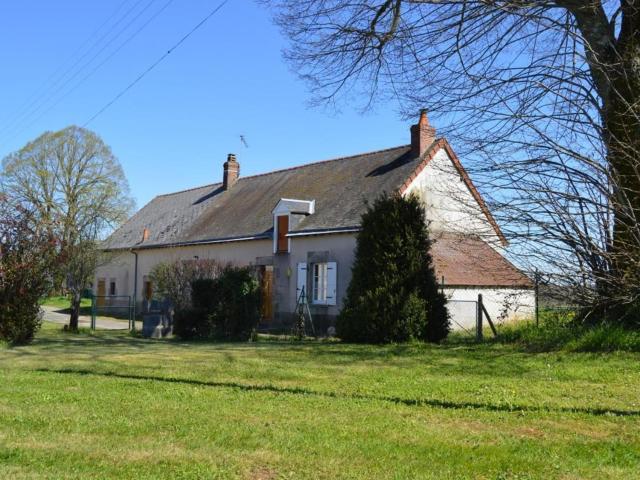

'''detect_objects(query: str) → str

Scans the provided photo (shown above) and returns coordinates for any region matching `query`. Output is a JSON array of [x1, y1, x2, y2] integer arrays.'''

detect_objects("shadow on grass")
[[36, 368, 640, 418], [12, 329, 537, 378]]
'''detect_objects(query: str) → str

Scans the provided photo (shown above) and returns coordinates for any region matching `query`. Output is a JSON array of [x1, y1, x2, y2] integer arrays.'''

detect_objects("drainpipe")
[[131, 249, 139, 325]]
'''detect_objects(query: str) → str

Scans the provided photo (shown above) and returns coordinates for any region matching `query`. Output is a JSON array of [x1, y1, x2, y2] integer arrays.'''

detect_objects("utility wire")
[[0, 0, 176, 146], [83, 0, 230, 127], [0, 0, 155, 143], [0, 0, 133, 130]]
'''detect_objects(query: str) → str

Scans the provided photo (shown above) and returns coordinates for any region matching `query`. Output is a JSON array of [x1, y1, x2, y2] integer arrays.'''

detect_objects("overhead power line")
[[0, 0, 148, 140], [0, 0, 176, 146], [83, 0, 230, 127], [0, 0, 133, 130]]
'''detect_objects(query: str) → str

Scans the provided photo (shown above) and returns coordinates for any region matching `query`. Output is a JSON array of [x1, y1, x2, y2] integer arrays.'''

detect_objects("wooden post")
[[476, 294, 483, 341], [534, 269, 540, 328]]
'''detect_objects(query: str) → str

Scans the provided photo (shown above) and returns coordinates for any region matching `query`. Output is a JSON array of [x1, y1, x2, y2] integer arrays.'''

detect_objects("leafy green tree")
[[1, 126, 134, 331], [338, 193, 449, 343]]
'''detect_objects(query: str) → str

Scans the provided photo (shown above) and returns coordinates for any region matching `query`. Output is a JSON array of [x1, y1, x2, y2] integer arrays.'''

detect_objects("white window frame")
[[311, 262, 337, 306], [312, 263, 328, 304]]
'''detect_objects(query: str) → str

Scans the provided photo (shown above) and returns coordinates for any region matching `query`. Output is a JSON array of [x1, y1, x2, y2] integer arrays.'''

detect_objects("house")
[[96, 112, 534, 332]]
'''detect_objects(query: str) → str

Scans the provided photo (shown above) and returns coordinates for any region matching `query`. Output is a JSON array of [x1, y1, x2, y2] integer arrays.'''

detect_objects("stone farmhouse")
[[96, 112, 534, 332]]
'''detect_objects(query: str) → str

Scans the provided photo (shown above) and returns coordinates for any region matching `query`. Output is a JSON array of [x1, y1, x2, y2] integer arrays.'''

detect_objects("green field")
[[1, 323, 639, 479]]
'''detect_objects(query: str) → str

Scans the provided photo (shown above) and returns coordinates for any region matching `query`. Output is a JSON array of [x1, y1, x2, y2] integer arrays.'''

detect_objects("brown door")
[[96, 279, 106, 307], [277, 215, 289, 252], [260, 266, 273, 321]]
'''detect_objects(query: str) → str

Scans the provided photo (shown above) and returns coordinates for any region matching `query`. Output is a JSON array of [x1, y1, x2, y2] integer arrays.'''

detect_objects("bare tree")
[[267, 0, 640, 320], [1, 126, 134, 331]]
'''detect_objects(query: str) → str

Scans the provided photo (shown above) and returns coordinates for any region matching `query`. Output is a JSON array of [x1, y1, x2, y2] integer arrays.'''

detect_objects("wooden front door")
[[260, 266, 273, 321], [96, 279, 106, 307]]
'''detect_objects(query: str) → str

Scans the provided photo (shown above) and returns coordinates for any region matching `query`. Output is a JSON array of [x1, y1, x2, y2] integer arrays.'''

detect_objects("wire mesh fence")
[[447, 299, 479, 338], [90, 295, 134, 330]]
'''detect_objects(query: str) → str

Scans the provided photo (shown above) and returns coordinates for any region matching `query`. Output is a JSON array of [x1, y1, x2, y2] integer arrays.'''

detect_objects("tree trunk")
[[605, 22, 640, 295], [69, 292, 81, 332]]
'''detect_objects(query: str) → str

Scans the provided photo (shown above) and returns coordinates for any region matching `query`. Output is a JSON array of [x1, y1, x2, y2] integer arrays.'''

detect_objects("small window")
[[109, 280, 117, 296], [313, 263, 328, 304], [277, 215, 289, 253]]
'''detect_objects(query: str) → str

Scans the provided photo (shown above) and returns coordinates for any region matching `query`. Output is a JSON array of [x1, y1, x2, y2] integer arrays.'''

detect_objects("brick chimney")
[[223, 153, 239, 190], [410, 109, 436, 157]]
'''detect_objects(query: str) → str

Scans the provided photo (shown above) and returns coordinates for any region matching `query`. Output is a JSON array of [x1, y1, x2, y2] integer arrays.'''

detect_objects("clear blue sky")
[[0, 0, 411, 209]]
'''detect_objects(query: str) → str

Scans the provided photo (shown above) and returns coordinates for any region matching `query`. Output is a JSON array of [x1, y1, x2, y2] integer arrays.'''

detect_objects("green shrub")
[[209, 267, 261, 341], [173, 266, 261, 341], [567, 325, 640, 352], [0, 201, 56, 345], [149, 259, 224, 311], [337, 193, 449, 343]]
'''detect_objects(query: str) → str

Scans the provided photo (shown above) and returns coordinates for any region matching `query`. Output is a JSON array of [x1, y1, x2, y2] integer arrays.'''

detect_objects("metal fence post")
[[130, 295, 136, 332], [90, 294, 96, 330], [476, 294, 483, 341]]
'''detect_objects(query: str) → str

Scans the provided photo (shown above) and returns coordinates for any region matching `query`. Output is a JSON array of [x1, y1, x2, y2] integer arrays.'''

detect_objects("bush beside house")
[[173, 266, 261, 341], [150, 259, 225, 312], [337, 193, 449, 343]]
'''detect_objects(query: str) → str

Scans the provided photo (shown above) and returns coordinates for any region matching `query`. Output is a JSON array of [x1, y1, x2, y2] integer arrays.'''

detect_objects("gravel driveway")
[[41, 305, 131, 330]]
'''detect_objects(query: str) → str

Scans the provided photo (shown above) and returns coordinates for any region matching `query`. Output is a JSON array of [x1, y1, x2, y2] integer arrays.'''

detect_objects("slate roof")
[[431, 232, 532, 287], [105, 144, 421, 250]]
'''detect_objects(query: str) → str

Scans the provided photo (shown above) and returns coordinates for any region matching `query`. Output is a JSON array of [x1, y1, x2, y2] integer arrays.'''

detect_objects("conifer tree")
[[337, 193, 449, 343]]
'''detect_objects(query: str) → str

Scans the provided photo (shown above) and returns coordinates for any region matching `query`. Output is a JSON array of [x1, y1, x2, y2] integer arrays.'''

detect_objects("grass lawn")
[[1, 323, 639, 479]]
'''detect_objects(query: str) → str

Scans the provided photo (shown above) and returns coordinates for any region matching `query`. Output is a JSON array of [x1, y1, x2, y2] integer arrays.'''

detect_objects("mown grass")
[[1, 322, 639, 479]]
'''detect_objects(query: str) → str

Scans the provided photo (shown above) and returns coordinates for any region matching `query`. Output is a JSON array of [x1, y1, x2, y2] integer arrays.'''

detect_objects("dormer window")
[[276, 215, 289, 253], [272, 198, 315, 254]]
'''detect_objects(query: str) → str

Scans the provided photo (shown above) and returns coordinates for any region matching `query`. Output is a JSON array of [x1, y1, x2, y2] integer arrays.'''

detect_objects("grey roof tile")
[[104, 145, 417, 249]]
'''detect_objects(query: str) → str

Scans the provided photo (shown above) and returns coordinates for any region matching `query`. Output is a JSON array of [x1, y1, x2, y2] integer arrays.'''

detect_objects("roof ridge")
[[237, 144, 410, 181], [155, 182, 222, 198], [154, 144, 410, 199]]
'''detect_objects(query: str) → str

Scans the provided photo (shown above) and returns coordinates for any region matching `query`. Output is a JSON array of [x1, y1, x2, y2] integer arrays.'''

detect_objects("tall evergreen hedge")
[[337, 193, 449, 343]]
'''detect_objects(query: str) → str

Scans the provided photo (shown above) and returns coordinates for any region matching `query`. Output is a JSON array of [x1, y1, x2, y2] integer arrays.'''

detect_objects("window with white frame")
[[312, 263, 328, 304], [309, 262, 336, 305]]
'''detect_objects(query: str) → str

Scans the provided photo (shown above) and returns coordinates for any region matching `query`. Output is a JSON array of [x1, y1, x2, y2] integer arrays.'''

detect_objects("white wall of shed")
[[444, 287, 535, 330]]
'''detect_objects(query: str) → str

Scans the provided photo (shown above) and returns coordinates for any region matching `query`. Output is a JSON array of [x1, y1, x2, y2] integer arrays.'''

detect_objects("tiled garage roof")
[[431, 232, 532, 287]]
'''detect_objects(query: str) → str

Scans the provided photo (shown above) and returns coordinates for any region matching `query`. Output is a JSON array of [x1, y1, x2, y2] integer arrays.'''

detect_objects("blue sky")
[[0, 0, 411, 208]]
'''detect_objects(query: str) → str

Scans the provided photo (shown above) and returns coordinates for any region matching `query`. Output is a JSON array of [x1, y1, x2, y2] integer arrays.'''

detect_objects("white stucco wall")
[[94, 252, 135, 297], [95, 235, 533, 332], [404, 148, 500, 245], [285, 233, 358, 316], [445, 287, 535, 331], [95, 240, 273, 306]]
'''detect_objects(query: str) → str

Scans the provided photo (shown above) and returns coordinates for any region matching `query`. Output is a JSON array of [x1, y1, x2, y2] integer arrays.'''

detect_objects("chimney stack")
[[410, 109, 436, 157], [223, 153, 239, 190]]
